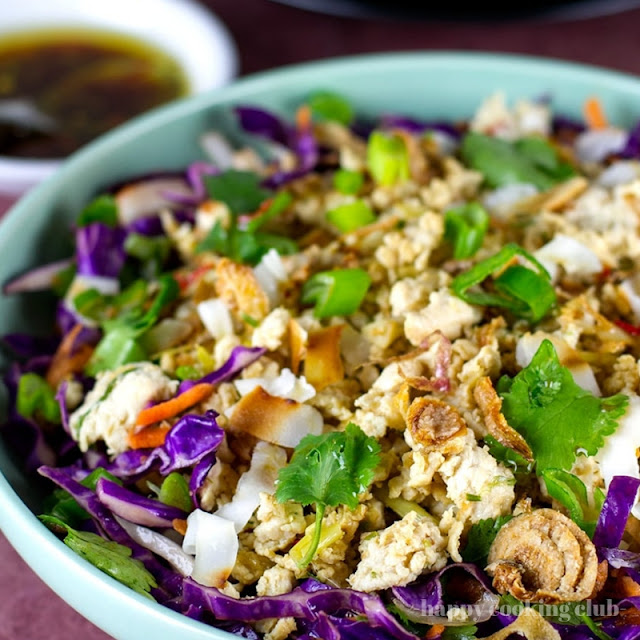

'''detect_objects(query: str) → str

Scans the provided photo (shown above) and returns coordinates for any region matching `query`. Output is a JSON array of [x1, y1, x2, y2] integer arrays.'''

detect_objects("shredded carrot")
[[425, 625, 446, 638], [172, 518, 188, 536], [135, 382, 214, 427], [128, 423, 171, 449], [45, 323, 94, 388], [296, 104, 312, 130], [584, 96, 608, 129]]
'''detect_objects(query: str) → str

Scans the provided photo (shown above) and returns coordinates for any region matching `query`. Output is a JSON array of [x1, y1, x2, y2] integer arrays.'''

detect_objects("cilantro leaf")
[[498, 339, 628, 472], [40, 515, 157, 599], [197, 176, 297, 265], [76, 194, 118, 227], [442, 626, 478, 640], [276, 423, 381, 567], [204, 170, 269, 215], [483, 435, 534, 478], [85, 274, 178, 375], [461, 515, 512, 565]]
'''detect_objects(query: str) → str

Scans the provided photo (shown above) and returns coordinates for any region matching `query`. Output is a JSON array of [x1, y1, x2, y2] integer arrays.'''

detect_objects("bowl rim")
[[2, 49, 640, 639]]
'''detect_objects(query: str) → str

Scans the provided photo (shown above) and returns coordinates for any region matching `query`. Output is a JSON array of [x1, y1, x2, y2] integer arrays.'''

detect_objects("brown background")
[[2, 0, 640, 637]]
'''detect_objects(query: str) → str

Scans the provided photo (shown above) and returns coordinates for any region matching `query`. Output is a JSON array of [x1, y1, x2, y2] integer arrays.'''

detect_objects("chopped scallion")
[[333, 169, 363, 195], [326, 200, 376, 233], [366, 131, 410, 186], [301, 268, 371, 318], [450, 243, 556, 322], [444, 202, 490, 260]]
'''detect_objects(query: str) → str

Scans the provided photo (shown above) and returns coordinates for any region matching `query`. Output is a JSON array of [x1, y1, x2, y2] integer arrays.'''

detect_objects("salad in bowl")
[[3, 76, 640, 640]]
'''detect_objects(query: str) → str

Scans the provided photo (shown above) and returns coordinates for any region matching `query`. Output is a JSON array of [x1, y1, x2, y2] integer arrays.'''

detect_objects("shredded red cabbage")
[[102, 410, 224, 506], [95, 476, 188, 528], [178, 345, 266, 394], [593, 475, 640, 549], [75, 222, 127, 279], [181, 577, 418, 640]]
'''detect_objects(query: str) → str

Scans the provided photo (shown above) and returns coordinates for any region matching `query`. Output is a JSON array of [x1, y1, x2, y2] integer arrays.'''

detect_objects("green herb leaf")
[[276, 423, 381, 567], [333, 169, 363, 195], [450, 243, 556, 322], [124, 233, 171, 278], [367, 131, 410, 186], [43, 468, 123, 528], [326, 200, 376, 233], [204, 169, 269, 215], [498, 339, 629, 473], [460, 132, 575, 190], [86, 275, 178, 375], [16, 372, 61, 424], [301, 267, 371, 318], [308, 91, 354, 126], [484, 435, 534, 478], [196, 185, 296, 265], [461, 515, 513, 564], [40, 515, 157, 599], [444, 202, 490, 260], [442, 626, 479, 640], [76, 194, 118, 227]]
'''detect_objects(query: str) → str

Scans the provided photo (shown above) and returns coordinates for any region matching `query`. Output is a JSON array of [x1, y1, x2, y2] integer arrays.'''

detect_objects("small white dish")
[[0, 0, 238, 196]]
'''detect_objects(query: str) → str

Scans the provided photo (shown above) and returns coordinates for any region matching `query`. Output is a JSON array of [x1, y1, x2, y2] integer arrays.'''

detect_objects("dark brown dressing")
[[0, 28, 189, 158]]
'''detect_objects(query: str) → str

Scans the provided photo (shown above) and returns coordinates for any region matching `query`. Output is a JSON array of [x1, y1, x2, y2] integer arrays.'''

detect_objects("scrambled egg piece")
[[69, 362, 178, 455], [348, 510, 446, 592], [253, 493, 307, 557]]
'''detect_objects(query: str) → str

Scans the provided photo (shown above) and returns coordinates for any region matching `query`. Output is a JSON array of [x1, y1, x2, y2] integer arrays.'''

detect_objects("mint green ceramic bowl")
[[1, 51, 640, 640]]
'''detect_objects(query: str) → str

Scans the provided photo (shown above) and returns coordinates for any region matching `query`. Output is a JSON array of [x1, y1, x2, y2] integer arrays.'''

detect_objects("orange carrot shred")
[[425, 625, 446, 638], [584, 96, 608, 129], [128, 423, 171, 449], [296, 104, 312, 130], [46, 323, 94, 388], [135, 382, 214, 428]]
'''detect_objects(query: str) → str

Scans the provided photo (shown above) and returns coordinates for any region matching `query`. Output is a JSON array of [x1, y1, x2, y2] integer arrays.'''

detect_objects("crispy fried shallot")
[[406, 396, 467, 448], [473, 376, 533, 461], [487, 509, 598, 604]]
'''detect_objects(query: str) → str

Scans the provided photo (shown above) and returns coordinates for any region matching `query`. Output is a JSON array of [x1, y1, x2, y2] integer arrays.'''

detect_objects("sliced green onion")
[[175, 365, 200, 381], [444, 202, 490, 260], [16, 372, 60, 423], [77, 194, 118, 227], [333, 169, 363, 195], [451, 243, 556, 322], [366, 131, 410, 186], [326, 200, 376, 233], [158, 472, 192, 512], [289, 511, 343, 567], [373, 486, 433, 521], [308, 90, 353, 126], [301, 268, 371, 318]]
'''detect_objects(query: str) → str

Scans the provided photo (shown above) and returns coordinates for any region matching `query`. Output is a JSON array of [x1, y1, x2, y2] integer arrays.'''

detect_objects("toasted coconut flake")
[[304, 325, 345, 390], [486, 508, 598, 604], [289, 318, 308, 375], [540, 175, 589, 211], [227, 386, 323, 448], [214, 257, 270, 320], [406, 396, 467, 448], [474, 376, 533, 460], [479, 607, 560, 640], [183, 509, 238, 588]]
